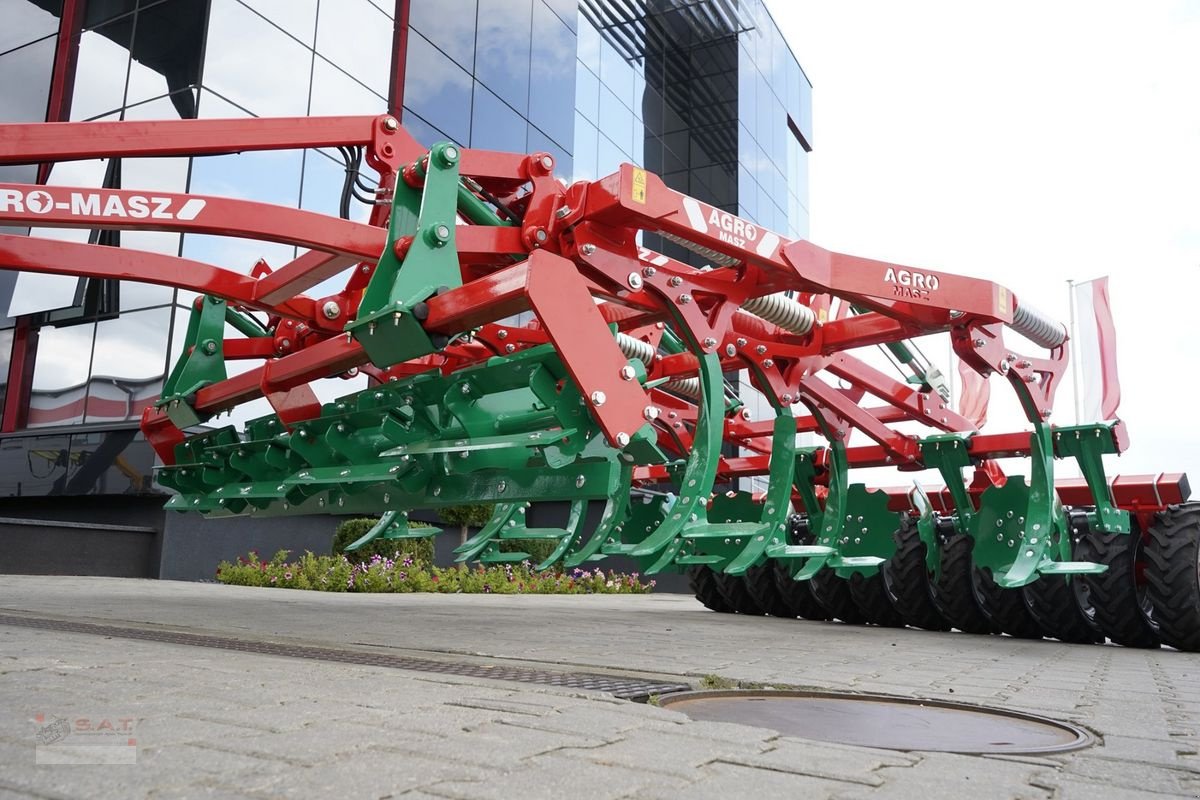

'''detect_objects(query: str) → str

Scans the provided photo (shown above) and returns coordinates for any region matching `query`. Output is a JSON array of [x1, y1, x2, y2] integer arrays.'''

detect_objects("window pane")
[[470, 83, 526, 154], [409, 0, 476, 72], [0, 36, 56, 123], [315, 0, 392, 98], [527, 0, 575, 151], [0, 0, 61, 54], [70, 22, 132, 120], [0, 432, 72, 495], [203, 0, 312, 116], [120, 0, 206, 118], [475, 0, 532, 115], [86, 306, 170, 423], [310, 54, 385, 117], [29, 322, 96, 427], [403, 32, 471, 145], [240, 0, 318, 46], [68, 429, 158, 495]]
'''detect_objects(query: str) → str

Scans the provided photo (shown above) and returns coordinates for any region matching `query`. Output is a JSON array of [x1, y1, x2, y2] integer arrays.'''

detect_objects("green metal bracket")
[[159, 295, 229, 428], [1053, 422, 1130, 534], [343, 510, 419, 552], [348, 141, 462, 366], [831, 484, 899, 578], [919, 433, 976, 535]]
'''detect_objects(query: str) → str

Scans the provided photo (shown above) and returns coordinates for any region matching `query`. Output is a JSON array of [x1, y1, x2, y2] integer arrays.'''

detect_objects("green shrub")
[[332, 517, 436, 565], [499, 538, 559, 567], [216, 550, 655, 595]]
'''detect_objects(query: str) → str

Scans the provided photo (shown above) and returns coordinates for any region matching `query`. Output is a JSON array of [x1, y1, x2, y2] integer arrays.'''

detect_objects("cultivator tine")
[[454, 503, 525, 562], [627, 352, 724, 569], [561, 463, 634, 568], [344, 510, 408, 552], [530, 500, 588, 571], [722, 408, 797, 575]]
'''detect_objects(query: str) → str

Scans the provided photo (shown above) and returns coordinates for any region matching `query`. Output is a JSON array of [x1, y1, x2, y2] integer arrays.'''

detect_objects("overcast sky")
[[766, 1, 1200, 487]]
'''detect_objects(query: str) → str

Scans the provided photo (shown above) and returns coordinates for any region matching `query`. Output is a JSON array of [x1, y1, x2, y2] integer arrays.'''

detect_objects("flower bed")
[[216, 550, 655, 594]]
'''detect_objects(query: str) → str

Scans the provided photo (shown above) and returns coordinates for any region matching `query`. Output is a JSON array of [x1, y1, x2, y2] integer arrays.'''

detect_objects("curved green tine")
[[562, 462, 634, 567], [724, 407, 797, 575], [453, 502, 522, 562], [993, 424, 1057, 587], [629, 351, 724, 564], [344, 510, 402, 552], [534, 499, 588, 570]]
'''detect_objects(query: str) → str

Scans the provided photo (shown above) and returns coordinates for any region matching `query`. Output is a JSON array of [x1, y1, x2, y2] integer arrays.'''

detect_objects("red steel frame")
[[0, 113, 1184, 516]]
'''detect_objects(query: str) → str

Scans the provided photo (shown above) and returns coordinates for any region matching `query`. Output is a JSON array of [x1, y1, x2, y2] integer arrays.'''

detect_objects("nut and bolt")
[[755, 345, 767, 355], [643, 406, 659, 420], [643, 266, 656, 277], [620, 365, 637, 381], [724, 344, 736, 356], [497, 329, 508, 339], [580, 243, 596, 256], [736, 337, 747, 347], [322, 301, 340, 319], [615, 432, 631, 447], [591, 390, 606, 406], [702, 336, 717, 349], [505, 344, 515, 353], [627, 272, 643, 290], [668, 276, 683, 287], [679, 293, 692, 304], [762, 358, 774, 368], [382, 116, 399, 131], [575, 475, 586, 488]]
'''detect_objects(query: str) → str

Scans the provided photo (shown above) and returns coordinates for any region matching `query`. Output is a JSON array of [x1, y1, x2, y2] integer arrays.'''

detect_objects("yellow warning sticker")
[[997, 285, 1009, 316], [631, 168, 647, 204]]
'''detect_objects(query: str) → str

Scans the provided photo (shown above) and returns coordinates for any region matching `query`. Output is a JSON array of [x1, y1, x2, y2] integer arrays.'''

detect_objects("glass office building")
[[0, 0, 811, 565]]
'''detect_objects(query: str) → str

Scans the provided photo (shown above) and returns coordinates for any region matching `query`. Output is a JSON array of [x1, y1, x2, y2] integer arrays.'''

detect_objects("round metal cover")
[[659, 690, 1093, 755]]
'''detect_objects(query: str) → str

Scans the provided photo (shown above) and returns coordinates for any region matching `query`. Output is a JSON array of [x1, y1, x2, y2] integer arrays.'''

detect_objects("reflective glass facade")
[[0, 0, 811, 499]]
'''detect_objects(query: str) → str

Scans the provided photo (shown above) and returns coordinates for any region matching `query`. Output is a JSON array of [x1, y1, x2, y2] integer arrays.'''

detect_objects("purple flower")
[[483, 584, 492, 593], [397, 571, 407, 580], [402, 556, 414, 567], [284, 571, 293, 580], [269, 576, 277, 584]]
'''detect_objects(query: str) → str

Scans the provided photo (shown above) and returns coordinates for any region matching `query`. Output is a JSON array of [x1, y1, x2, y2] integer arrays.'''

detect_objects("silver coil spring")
[[615, 332, 657, 366], [1011, 302, 1067, 349], [663, 377, 703, 400], [741, 292, 816, 335]]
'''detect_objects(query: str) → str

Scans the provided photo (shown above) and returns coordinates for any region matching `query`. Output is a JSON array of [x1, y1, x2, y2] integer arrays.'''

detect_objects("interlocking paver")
[[1, 576, 1197, 798]]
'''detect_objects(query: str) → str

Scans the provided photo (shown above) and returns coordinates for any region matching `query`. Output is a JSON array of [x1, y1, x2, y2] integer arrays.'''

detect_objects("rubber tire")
[[1075, 522, 1159, 648], [883, 517, 951, 631], [744, 563, 797, 618], [930, 532, 999, 634], [1145, 502, 1200, 651], [771, 561, 832, 621], [847, 572, 906, 627], [972, 567, 1044, 640], [1023, 574, 1104, 644], [810, 568, 868, 625], [688, 566, 734, 614], [714, 572, 766, 615]]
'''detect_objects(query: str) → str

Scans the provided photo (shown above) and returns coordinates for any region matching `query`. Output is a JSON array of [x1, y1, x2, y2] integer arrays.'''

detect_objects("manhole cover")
[[659, 690, 1093, 755]]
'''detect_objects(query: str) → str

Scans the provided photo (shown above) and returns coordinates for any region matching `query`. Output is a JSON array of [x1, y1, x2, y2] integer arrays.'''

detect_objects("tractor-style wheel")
[[1145, 502, 1200, 652], [714, 572, 766, 615], [771, 561, 832, 621], [972, 567, 1044, 640], [847, 572, 906, 627], [811, 569, 868, 624], [688, 566, 734, 614], [1075, 520, 1159, 648], [930, 530, 999, 634], [744, 563, 797, 618], [883, 516, 951, 631], [1022, 512, 1104, 644]]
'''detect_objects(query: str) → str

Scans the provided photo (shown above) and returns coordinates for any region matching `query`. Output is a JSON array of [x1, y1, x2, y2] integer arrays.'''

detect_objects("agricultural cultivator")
[[0, 113, 1196, 650]]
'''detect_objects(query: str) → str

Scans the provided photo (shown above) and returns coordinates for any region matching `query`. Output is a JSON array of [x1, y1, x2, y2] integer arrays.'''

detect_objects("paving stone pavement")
[[0, 576, 1198, 798]]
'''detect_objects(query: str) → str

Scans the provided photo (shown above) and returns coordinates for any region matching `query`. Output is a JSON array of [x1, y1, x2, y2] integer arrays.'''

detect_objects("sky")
[[765, 1, 1200, 486]]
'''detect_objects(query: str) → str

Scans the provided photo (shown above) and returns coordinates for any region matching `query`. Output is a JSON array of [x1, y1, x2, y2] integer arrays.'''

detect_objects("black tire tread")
[[930, 532, 998, 635], [811, 568, 868, 624], [1076, 525, 1159, 648], [973, 567, 1044, 640], [884, 518, 951, 631], [1144, 503, 1200, 652], [688, 566, 733, 614], [714, 572, 766, 615], [771, 561, 831, 620], [1023, 573, 1103, 644], [847, 572, 905, 627], [744, 563, 796, 618]]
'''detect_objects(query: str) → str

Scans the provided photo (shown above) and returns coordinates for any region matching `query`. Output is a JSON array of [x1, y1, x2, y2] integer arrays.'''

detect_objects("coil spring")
[[1011, 302, 1067, 349], [741, 292, 817, 335], [615, 332, 657, 366], [663, 377, 703, 400], [659, 231, 740, 267]]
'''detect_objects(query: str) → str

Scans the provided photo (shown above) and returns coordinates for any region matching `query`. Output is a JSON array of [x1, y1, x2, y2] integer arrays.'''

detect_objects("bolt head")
[[580, 243, 596, 256], [736, 337, 747, 347], [643, 405, 659, 420], [669, 276, 682, 287], [534, 228, 548, 243], [619, 365, 636, 381], [322, 300, 341, 319], [627, 272, 643, 290], [741, 408, 752, 420], [724, 344, 736, 357], [702, 337, 716, 348], [755, 345, 767, 355], [679, 294, 692, 304], [762, 358, 774, 368], [505, 343, 515, 353], [497, 481, 507, 493], [616, 432, 630, 447], [460, 383, 472, 395], [643, 266, 656, 277], [443, 145, 459, 163], [575, 475, 586, 488], [590, 390, 606, 406], [540, 155, 554, 170], [555, 205, 571, 219], [382, 116, 399, 131]]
